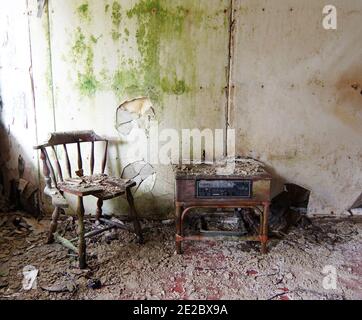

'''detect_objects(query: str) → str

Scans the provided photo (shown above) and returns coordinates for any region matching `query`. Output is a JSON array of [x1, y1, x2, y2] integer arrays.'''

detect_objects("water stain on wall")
[[334, 66, 362, 134]]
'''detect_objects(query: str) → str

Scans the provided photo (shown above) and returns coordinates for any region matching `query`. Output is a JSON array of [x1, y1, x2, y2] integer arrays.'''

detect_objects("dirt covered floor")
[[0, 212, 361, 300]]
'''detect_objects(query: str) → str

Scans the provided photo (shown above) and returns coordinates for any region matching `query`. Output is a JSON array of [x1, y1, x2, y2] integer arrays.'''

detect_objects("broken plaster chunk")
[[116, 110, 135, 136], [22, 265, 38, 291], [122, 161, 156, 195], [116, 97, 155, 136], [119, 97, 153, 115]]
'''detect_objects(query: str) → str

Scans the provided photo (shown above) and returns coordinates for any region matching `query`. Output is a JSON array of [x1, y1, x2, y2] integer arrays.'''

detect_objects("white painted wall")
[[0, 0, 361, 217], [0, 1, 40, 194], [1, 0, 229, 217], [230, 0, 362, 214]]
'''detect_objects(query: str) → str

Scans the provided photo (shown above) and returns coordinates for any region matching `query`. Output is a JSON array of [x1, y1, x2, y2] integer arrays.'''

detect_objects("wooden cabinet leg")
[[260, 203, 270, 254], [77, 196, 87, 269], [47, 207, 60, 244], [176, 205, 182, 254], [96, 198, 103, 220], [126, 188, 144, 244]]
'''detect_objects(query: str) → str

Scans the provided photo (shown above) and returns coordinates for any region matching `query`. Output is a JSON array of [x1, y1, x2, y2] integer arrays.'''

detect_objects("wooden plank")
[[180, 235, 260, 242], [70, 225, 115, 242], [54, 232, 77, 253], [99, 218, 128, 231]]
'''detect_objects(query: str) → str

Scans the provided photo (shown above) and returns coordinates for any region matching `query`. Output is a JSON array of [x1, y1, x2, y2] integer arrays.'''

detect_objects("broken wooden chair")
[[34, 130, 143, 269]]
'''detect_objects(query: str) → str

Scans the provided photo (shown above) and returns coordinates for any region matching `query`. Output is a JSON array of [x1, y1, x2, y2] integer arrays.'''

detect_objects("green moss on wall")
[[111, 1, 122, 27], [90, 35, 101, 44], [77, 73, 99, 96], [77, 2, 91, 22], [69, 0, 216, 102], [125, 0, 190, 104], [111, 30, 121, 41], [109, 1, 122, 42], [72, 28, 87, 56], [112, 69, 143, 98], [71, 28, 99, 97], [161, 76, 189, 95]]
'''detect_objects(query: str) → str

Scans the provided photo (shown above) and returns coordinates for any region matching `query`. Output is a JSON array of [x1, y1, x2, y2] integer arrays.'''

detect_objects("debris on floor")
[[0, 192, 13, 214], [0, 211, 361, 300]]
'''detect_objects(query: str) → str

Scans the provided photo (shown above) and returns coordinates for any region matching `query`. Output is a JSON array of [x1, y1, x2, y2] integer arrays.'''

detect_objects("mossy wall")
[[2, 0, 361, 218], [65, 1, 229, 106], [43, 0, 229, 217]]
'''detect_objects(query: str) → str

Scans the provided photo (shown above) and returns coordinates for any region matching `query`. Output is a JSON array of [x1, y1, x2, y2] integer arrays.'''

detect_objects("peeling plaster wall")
[[0, 0, 361, 217], [230, 0, 362, 215], [0, 0, 229, 217], [0, 1, 40, 197]]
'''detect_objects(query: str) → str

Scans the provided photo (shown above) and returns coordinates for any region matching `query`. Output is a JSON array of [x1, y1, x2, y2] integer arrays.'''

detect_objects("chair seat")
[[58, 174, 136, 199]]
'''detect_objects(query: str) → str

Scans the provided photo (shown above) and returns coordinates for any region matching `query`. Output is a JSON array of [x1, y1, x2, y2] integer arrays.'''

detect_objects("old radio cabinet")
[[174, 159, 272, 254]]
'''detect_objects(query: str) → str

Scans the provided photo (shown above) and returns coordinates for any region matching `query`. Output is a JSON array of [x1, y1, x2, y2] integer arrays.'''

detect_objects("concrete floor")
[[0, 212, 361, 300]]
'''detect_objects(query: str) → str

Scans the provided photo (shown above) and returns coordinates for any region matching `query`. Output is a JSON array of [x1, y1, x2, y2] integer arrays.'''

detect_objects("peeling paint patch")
[[116, 97, 155, 136], [119, 97, 154, 116]]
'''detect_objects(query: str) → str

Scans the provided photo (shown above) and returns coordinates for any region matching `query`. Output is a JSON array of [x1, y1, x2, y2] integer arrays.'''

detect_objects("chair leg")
[[126, 188, 144, 244], [96, 198, 103, 220], [175, 205, 183, 254], [47, 207, 60, 244], [260, 203, 270, 254], [77, 196, 87, 269]]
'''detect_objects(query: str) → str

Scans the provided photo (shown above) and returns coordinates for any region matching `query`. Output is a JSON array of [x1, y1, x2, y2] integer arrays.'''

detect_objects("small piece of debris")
[[87, 279, 102, 290]]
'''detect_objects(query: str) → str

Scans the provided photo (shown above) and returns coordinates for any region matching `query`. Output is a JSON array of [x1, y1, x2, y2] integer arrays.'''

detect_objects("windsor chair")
[[34, 130, 143, 269]]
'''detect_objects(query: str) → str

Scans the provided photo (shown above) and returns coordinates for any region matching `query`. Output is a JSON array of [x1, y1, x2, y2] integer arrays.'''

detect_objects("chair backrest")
[[34, 130, 108, 189]]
